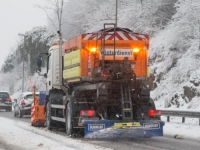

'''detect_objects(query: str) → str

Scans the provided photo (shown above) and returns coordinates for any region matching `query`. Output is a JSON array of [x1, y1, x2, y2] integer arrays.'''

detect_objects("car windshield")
[[0, 92, 9, 98], [25, 94, 39, 99]]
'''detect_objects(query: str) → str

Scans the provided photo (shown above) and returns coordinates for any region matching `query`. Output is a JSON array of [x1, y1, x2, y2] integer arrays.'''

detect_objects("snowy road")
[[0, 110, 200, 150], [0, 110, 111, 150]]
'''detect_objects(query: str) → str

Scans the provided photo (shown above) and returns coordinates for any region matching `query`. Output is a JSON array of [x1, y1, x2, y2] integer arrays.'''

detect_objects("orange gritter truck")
[[36, 23, 164, 138]]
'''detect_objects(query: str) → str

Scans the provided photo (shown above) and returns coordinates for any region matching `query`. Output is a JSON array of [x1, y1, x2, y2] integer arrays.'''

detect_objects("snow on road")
[[0, 116, 111, 150], [0, 115, 200, 150]]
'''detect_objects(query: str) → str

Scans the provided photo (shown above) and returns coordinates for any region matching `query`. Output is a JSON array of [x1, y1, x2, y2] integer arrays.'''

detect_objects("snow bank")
[[0, 117, 112, 150], [162, 116, 200, 141]]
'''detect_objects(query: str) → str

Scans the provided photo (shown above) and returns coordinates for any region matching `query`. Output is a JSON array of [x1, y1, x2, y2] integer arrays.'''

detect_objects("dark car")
[[0, 91, 12, 112], [13, 92, 39, 118]]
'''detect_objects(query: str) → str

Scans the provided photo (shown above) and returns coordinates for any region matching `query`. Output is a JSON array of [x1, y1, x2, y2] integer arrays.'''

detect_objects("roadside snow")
[[0, 116, 111, 150], [161, 116, 200, 141]]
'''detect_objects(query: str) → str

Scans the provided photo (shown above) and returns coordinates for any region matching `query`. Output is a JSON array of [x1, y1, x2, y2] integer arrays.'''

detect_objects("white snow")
[[0, 116, 111, 150], [0, 0, 200, 149], [162, 116, 200, 141], [0, 114, 200, 150]]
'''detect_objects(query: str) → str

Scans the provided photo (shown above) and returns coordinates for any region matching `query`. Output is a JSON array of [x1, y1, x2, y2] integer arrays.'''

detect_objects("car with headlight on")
[[13, 92, 39, 118], [0, 91, 12, 112]]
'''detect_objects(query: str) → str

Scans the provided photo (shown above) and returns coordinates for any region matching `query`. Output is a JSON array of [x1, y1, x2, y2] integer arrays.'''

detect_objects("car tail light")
[[6, 97, 12, 101], [80, 110, 95, 117], [21, 100, 25, 105], [148, 110, 162, 117]]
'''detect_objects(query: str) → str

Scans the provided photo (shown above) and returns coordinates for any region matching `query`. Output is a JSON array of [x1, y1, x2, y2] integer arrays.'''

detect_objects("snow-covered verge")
[[162, 116, 200, 141], [158, 107, 200, 140], [0, 117, 111, 150]]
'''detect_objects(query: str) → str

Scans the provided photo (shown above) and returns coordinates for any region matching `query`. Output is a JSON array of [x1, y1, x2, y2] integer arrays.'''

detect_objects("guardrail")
[[158, 109, 200, 125]]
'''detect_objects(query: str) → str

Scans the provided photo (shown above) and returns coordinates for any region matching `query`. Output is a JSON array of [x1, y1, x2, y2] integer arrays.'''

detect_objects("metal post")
[[58, 0, 64, 86], [58, 31, 62, 86], [22, 38, 24, 93], [167, 116, 170, 122], [115, 0, 118, 26], [182, 117, 185, 123], [199, 19, 200, 50], [28, 53, 31, 76], [22, 36, 26, 92], [18, 33, 26, 93]]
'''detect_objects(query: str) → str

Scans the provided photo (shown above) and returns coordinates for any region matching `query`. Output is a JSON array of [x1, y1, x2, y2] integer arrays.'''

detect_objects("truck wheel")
[[46, 101, 53, 130], [65, 99, 73, 136]]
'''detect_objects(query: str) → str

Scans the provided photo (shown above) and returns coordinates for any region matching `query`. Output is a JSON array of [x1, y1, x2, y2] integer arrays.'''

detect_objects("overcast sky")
[[0, 0, 47, 68]]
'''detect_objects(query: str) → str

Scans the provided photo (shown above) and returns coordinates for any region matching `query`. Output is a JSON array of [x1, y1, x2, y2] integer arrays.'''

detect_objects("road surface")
[[0, 110, 200, 150]]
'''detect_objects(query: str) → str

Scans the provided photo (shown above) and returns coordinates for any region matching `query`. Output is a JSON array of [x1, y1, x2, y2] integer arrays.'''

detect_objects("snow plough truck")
[[36, 23, 164, 138]]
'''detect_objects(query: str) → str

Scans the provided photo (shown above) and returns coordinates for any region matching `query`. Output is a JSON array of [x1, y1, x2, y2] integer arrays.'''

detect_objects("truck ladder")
[[100, 23, 117, 71], [120, 83, 133, 121]]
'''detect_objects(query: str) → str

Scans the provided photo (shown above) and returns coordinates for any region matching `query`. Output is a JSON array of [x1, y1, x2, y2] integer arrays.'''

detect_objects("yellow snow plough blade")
[[114, 122, 141, 128]]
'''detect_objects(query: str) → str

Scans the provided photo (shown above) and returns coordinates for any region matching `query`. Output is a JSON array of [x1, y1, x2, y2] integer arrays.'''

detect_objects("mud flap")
[[84, 120, 164, 138]]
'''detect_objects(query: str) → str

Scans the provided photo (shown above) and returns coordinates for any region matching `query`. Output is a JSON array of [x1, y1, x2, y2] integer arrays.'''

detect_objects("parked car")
[[13, 92, 39, 118], [0, 91, 12, 112]]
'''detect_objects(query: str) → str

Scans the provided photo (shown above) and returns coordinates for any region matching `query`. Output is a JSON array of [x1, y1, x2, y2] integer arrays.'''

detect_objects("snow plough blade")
[[84, 120, 164, 138]]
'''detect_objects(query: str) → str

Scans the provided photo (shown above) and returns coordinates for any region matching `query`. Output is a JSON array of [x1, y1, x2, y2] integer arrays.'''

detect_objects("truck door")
[[46, 53, 52, 95]]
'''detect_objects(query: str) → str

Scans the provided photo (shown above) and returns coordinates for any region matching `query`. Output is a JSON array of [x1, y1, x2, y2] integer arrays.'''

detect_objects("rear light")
[[132, 48, 140, 53], [80, 110, 95, 117], [90, 47, 97, 54], [6, 97, 12, 101], [21, 100, 25, 105], [148, 110, 162, 117], [103, 70, 108, 77]]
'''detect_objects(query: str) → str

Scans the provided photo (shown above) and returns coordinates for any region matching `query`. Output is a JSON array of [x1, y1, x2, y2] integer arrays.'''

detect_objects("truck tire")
[[46, 100, 53, 130], [65, 99, 73, 136]]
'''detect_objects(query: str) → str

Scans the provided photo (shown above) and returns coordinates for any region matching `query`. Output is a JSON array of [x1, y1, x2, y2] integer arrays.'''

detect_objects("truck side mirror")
[[37, 56, 42, 67]]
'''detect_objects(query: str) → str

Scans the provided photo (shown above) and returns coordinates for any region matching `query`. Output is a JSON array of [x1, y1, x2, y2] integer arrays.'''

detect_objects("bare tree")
[[36, 0, 65, 33]]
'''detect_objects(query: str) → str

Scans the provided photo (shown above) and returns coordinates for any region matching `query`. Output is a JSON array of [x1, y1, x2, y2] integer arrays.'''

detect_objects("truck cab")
[[46, 44, 61, 94]]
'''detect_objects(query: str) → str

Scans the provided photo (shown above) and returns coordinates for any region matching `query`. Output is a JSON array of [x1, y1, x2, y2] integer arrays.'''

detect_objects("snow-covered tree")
[[149, 0, 200, 109], [0, 26, 56, 93], [46, 0, 177, 39]]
